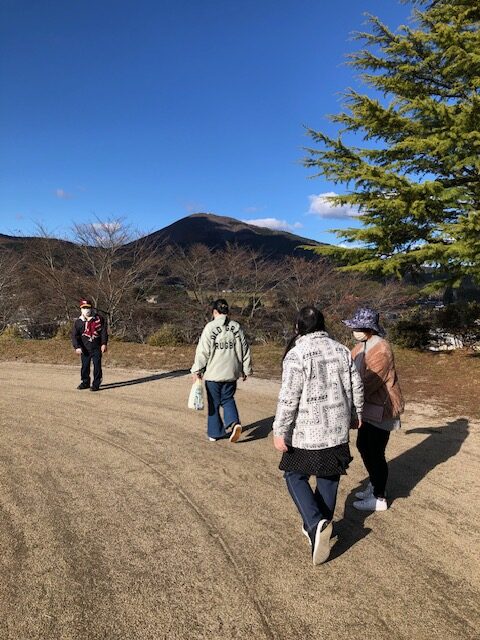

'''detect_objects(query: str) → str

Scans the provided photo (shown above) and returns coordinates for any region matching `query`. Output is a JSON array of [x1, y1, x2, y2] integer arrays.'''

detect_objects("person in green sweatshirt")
[[191, 299, 252, 443]]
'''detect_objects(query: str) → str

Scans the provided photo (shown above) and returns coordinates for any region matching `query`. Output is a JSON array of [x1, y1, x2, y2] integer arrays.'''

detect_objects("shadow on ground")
[[330, 418, 470, 561], [239, 416, 274, 443], [101, 369, 189, 390]]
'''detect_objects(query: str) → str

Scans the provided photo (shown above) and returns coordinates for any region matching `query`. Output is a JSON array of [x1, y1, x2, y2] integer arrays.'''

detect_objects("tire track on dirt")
[[3, 373, 281, 638], [61, 424, 278, 640], [5, 364, 480, 640]]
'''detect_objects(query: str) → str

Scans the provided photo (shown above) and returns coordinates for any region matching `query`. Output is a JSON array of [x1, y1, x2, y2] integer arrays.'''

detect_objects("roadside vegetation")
[[1, 217, 479, 358], [1, 219, 414, 345]]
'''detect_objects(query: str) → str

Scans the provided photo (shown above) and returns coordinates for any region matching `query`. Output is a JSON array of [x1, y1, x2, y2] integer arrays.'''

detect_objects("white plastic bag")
[[188, 379, 204, 410]]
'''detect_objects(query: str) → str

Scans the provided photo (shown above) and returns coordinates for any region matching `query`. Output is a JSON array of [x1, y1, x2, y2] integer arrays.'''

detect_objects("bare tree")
[[279, 257, 341, 311], [0, 248, 23, 331], [276, 256, 413, 342], [214, 245, 287, 318], [218, 243, 255, 294], [71, 217, 168, 336], [170, 243, 288, 318], [31, 224, 81, 321], [168, 243, 219, 308], [243, 251, 287, 318]]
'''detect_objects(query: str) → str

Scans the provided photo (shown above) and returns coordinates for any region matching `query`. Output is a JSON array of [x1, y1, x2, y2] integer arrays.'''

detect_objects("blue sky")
[[0, 0, 412, 243]]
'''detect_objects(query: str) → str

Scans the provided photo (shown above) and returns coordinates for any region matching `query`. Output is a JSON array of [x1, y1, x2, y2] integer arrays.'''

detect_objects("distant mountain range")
[[0, 213, 325, 258]]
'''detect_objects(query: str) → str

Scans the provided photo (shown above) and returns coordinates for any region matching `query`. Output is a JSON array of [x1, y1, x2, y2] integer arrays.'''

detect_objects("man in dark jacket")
[[72, 299, 108, 391]]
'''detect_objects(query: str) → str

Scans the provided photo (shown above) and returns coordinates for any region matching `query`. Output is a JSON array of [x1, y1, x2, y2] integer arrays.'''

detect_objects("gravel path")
[[0, 362, 478, 640]]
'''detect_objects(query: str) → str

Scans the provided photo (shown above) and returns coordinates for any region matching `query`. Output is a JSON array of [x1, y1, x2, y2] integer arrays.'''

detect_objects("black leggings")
[[356, 422, 390, 498]]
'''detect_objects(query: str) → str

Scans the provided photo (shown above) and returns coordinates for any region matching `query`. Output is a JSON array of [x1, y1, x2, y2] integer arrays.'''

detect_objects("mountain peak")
[[143, 212, 323, 257]]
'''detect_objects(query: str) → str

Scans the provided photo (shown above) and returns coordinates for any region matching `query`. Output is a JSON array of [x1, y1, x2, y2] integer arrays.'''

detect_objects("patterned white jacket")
[[273, 332, 364, 450]]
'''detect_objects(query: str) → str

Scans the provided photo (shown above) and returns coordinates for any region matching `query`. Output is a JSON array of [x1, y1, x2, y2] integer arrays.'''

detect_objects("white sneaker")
[[353, 496, 388, 511], [208, 437, 217, 442], [229, 424, 242, 443], [355, 482, 374, 500], [302, 526, 311, 546], [312, 520, 332, 565]]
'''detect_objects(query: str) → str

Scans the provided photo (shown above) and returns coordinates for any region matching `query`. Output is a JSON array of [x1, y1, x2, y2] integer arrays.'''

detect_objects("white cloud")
[[55, 188, 73, 200], [308, 192, 358, 219], [243, 217, 303, 232]]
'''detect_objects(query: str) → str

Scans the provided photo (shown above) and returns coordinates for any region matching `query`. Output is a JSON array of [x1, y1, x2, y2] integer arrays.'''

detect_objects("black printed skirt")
[[279, 442, 352, 476]]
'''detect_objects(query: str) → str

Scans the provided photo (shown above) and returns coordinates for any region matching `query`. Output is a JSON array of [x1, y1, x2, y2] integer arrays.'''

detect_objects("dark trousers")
[[356, 421, 390, 498], [81, 350, 102, 388], [284, 472, 340, 535], [204, 381, 239, 439]]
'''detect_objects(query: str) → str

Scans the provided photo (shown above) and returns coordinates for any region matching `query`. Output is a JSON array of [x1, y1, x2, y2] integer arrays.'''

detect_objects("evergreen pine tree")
[[304, 0, 480, 288]]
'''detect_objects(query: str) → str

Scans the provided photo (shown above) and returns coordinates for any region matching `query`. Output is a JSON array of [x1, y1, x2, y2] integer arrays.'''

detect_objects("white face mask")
[[81, 307, 93, 318], [353, 330, 370, 342]]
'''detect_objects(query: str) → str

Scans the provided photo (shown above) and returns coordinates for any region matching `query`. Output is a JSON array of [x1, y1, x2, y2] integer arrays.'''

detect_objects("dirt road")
[[0, 362, 479, 640]]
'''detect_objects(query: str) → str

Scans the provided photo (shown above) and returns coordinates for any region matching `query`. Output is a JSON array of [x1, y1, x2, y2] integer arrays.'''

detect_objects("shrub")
[[54, 323, 72, 340], [147, 324, 185, 347], [435, 302, 480, 331], [389, 313, 432, 349], [0, 324, 24, 341], [434, 302, 480, 347]]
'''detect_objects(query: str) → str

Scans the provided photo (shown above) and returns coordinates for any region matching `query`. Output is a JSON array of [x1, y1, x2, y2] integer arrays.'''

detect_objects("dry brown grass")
[[1, 338, 478, 417]]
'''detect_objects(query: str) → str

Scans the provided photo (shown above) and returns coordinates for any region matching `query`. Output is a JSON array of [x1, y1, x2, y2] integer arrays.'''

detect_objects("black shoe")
[[90, 385, 100, 392], [77, 382, 90, 390]]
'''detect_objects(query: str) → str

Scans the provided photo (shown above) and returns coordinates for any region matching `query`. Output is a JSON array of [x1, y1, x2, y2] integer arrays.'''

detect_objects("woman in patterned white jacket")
[[273, 306, 364, 565]]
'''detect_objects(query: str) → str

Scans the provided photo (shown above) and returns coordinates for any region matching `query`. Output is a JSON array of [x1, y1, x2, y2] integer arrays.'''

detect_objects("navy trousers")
[[81, 350, 102, 388], [204, 381, 240, 439], [284, 472, 340, 535]]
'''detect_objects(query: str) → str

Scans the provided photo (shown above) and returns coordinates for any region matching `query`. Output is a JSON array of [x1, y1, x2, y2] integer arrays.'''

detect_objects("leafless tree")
[[31, 224, 80, 321], [170, 243, 289, 318], [241, 250, 287, 318], [71, 217, 168, 336], [279, 257, 342, 311], [168, 243, 219, 308], [218, 243, 256, 294], [276, 256, 413, 342], [0, 248, 23, 330]]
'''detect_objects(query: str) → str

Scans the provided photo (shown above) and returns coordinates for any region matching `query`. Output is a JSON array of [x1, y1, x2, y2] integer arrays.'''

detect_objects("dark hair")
[[212, 298, 229, 325], [283, 306, 325, 359], [212, 299, 229, 315]]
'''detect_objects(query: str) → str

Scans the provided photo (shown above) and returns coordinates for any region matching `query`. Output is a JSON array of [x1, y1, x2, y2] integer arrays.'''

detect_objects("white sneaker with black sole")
[[312, 519, 333, 565], [353, 496, 388, 511]]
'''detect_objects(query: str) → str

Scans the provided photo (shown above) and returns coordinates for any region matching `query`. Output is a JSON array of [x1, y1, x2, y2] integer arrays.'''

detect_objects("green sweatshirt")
[[191, 315, 253, 382]]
